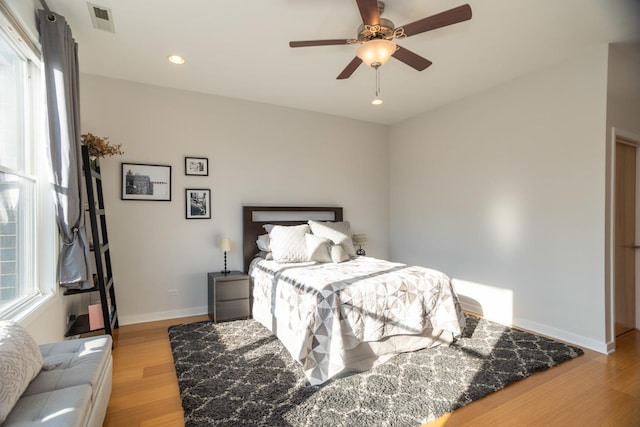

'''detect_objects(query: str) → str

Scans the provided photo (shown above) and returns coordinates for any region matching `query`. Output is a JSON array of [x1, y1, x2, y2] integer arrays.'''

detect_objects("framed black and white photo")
[[186, 188, 211, 219], [185, 156, 208, 176], [121, 162, 171, 201]]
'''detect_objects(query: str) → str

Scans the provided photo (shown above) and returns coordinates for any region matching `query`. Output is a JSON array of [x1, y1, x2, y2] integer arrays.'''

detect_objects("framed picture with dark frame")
[[185, 156, 208, 176], [186, 188, 211, 219], [121, 162, 171, 201]]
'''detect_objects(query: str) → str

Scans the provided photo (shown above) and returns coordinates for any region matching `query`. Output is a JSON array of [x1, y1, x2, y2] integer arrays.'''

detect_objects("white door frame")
[[607, 127, 640, 353]]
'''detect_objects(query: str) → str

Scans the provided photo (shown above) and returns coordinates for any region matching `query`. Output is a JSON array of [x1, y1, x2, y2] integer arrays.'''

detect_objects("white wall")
[[389, 45, 611, 352], [79, 75, 390, 324], [607, 43, 640, 135], [18, 293, 82, 344], [606, 43, 640, 340]]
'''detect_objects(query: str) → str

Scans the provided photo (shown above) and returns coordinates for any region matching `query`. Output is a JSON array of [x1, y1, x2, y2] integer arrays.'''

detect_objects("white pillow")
[[256, 250, 273, 260], [306, 234, 332, 263], [256, 234, 271, 252], [263, 224, 275, 233], [0, 321, 44, 423], [331, 245, 349, 263], [269, 224, 310, 263], [308, 220, 356, 258]]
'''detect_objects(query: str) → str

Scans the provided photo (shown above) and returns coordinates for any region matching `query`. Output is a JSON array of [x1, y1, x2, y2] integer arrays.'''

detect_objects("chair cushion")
[[24, 335, 112, 406], [3, 384, 92, 427]]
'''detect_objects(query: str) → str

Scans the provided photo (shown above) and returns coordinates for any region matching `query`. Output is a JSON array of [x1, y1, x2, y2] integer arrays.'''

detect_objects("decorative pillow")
[[256, 250, 273, 260], [306, 234, 332, 263], [256, 234, 271, 252], [308, 220, 357, 258], [268, 224, 310, 263], [263, 224, 275, 233], [0, 321, 44, 423], [330, 245, 349, 263]]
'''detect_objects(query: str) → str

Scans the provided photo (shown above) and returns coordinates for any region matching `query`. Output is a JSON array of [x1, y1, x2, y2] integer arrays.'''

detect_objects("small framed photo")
[[121, 162, 171, 201], [186, 188, 211, 219], [185, 156, 208, 176]]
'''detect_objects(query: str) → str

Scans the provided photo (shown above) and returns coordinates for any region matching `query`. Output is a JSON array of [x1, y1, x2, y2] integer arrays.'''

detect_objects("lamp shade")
[[352, 234, 368, 245], [356, 39, 397, 67], [220, 238, 231, 252]]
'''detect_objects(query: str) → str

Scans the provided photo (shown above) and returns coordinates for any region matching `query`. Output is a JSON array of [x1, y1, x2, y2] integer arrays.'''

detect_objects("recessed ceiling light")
[[167, 55, 185, 65]]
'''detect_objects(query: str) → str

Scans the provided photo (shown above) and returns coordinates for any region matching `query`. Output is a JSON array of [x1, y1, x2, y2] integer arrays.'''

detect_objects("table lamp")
[[352, 234, 367, 256], [220, 238, 231, 274]]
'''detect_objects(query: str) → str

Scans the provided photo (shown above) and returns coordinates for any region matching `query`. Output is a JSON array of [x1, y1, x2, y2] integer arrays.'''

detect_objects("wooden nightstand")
[[207, 271, 250, 323]]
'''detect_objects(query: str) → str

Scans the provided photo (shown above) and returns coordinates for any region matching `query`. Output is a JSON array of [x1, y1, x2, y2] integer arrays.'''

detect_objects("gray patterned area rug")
[[168, 314, 583, 426]]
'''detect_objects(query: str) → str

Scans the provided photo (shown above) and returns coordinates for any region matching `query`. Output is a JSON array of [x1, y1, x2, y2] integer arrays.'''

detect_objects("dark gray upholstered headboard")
[[242, 206, 343, 273]]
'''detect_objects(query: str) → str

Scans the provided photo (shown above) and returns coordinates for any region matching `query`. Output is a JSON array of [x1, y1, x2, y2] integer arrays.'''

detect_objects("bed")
[[243, 205, 465, 385]]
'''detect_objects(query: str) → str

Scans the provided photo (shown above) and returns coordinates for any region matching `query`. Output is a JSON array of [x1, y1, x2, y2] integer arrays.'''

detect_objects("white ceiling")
[[42, 0, 640, 125]]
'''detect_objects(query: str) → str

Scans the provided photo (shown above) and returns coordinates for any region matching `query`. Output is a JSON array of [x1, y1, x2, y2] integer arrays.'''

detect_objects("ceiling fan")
[[289, 0, 472, 80]]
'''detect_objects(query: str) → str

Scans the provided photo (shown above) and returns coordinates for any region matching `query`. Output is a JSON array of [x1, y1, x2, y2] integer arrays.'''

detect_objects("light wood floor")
[[104, 317, 640, 427]]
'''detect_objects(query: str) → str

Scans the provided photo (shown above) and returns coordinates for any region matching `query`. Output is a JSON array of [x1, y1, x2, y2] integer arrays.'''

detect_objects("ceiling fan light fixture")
[[356, 39, 396, 67], [371, 97, 383, 105]]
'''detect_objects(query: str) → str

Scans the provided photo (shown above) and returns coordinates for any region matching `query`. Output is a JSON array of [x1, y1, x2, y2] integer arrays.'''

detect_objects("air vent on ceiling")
[[87, 2, 115, 33]]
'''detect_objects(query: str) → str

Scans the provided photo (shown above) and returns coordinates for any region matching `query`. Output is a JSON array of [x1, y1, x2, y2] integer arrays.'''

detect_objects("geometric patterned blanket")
[[250, 256, 466, 384]]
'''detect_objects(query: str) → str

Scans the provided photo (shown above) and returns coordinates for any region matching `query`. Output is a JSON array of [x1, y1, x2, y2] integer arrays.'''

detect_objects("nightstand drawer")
[[208, 271, 251, 323], [215, 299, 250, 321], [216, 279, 249, 301]]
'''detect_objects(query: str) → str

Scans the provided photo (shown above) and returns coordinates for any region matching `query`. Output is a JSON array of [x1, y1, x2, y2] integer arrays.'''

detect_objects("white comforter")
[[250, 256, 466, 385]]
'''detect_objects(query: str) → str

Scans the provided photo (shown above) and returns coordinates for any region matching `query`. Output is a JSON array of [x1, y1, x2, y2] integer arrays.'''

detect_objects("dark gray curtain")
[[38, 10, 91, 289]]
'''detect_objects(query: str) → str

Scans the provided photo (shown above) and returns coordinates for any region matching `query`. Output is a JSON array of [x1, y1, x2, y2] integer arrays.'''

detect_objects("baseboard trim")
[[514, 317, 608, 354], [119, 306, 208, 326], [460, 301, 608, 354]]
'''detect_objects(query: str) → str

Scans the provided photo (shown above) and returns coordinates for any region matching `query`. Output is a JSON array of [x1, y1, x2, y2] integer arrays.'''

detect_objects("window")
[[0, 8, 56, 318]]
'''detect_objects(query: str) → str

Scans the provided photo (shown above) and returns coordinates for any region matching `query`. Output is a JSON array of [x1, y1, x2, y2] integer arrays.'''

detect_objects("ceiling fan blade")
[[399, 4, 472, 37], [392, 46, 432, 71], [289, 39, 352, 48], [356, 0, 380, 26], [337, 57, 363, 79]]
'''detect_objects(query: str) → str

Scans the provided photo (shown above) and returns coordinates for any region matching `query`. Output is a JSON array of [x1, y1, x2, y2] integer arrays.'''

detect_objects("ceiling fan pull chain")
[[371, 64, 383, 105]]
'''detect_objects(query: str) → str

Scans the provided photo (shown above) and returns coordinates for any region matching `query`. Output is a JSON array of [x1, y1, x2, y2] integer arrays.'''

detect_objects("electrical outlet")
[[168, 289, 178, 296]]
